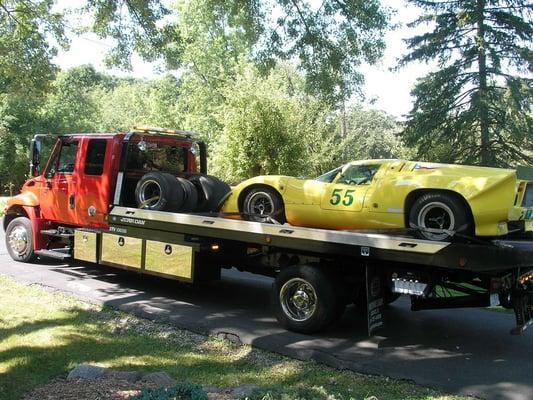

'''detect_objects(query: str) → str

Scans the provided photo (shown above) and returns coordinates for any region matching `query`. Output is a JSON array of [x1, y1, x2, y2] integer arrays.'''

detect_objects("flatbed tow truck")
[[3, 128, 533, 335]]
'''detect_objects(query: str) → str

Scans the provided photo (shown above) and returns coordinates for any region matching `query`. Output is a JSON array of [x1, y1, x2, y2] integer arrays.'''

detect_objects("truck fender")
[[6, 191, 39, 208], [3, 204, 47, 251]]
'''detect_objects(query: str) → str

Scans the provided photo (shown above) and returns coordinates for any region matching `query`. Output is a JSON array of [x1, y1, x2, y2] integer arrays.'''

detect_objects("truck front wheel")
[[272, 265, 345, 333], [5, 217, 36, 263]]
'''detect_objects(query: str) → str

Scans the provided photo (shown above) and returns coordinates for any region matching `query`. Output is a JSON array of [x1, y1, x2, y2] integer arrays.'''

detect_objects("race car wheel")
[[5, 217, 36, 263], [242, 187, 286, 223], [189, 175, 231, 212], [409, 192, 471, 241], [135, 172, 184, 211], [272, 265, 345, 334], [176, 177, 198, 212]]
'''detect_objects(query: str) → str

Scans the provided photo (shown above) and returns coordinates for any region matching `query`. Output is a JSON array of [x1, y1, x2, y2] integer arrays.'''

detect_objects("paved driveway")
[[0, 229, 531, 400]]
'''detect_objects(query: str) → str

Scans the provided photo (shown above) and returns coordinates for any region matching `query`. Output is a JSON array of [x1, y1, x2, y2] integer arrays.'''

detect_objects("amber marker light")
[[211, 244, 220, 251]]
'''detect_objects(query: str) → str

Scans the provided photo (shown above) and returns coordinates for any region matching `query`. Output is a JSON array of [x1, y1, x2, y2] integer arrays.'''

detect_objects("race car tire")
[[409, 192, 471, 241], [272, 265, 345, 334], [176, 177, 198, 212], [5, 216, 37, 263], [135, 172, 184, 211], [242, 186, 286, 223], [189, 175, 231, 212]]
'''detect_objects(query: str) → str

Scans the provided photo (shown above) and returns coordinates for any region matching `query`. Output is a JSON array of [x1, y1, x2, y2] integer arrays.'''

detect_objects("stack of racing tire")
[[134, 172, 231, 213]]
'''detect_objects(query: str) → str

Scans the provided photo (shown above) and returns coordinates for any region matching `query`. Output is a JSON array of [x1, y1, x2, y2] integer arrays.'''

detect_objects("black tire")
[[272, 265, 345, 334], [409, 192, 471, 241], [5, 217, 36, 263], [135, 172, 184, 211], [242, 186, 286, 223], [189, 175, 231, 212], [176, 177, 198, 212]]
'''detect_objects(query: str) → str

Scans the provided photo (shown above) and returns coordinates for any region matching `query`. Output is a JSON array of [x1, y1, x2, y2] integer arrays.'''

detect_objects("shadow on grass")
[[0, 305, 450, 400]]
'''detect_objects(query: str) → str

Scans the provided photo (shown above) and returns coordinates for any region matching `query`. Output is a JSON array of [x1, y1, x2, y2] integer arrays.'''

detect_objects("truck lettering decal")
[[119, 217, 146, 225]]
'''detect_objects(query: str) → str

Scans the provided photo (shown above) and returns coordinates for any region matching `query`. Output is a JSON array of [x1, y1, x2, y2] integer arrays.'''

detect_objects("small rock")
[[202, 384, 220, 393], [216, 332, 242, 345], [140, 371, 176, 387], [230, 384, 259, 398], [104, 370, 143, 382], [67, 364, 107, 380]]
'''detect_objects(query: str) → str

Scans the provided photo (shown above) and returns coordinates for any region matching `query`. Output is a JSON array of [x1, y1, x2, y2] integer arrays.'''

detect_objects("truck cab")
[[3, 127, 205, 261]]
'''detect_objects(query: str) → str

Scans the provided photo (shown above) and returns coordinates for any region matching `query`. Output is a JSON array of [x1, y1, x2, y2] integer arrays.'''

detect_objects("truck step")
[[35, 248, 71, 260], [40, 229, 74, 238]]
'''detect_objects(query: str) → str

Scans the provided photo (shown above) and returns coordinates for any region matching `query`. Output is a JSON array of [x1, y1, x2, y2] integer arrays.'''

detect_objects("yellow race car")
[[220, 160, 533, 241]]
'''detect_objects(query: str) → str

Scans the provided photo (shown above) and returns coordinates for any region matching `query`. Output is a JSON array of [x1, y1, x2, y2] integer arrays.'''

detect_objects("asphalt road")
[[0, 229, 531, 400]]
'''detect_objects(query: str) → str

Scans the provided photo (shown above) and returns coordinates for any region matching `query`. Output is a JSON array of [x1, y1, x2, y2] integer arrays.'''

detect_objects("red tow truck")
[[3, 127, 533, 335]]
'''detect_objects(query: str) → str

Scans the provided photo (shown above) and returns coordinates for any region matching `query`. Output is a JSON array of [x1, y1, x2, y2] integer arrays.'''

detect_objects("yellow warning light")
[[519, 271, 533, 285], [211, 244, 220, 251]]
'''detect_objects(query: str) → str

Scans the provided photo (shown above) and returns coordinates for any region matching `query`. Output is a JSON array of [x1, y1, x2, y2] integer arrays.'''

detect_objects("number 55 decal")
[[330, 189, 355, 206]]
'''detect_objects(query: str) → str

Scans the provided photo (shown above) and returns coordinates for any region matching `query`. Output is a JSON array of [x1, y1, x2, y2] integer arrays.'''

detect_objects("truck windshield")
[[315, 167, 342, 183]]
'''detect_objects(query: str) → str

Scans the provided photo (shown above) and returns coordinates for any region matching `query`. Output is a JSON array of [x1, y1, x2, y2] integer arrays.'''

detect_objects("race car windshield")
[[315, 167, 341, 183]]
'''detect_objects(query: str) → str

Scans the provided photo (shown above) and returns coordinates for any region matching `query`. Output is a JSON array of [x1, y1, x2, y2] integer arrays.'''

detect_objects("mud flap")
[[511, 291, 533, 335], [366, 264, 385, 336]]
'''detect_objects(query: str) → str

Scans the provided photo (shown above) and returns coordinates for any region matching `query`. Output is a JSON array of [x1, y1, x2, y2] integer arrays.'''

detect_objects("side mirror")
[[29, 137, 42, 177]]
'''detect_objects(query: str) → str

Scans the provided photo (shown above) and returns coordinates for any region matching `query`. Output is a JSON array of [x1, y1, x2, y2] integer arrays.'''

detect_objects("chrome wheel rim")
[[280, 278, 317, 322], [139, 179, 162, 208], [8, 226, 29, 255], [247, 192, 274, 217], [417, 201, 455, 241]]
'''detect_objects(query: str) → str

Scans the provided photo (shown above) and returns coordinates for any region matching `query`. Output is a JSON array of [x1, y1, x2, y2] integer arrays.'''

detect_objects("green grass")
[[0, 276, 470, 400], [0, 197, 8, 217]]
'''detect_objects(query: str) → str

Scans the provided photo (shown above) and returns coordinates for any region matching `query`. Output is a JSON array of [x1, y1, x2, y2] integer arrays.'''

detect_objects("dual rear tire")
[[272, 265, 345, 333]]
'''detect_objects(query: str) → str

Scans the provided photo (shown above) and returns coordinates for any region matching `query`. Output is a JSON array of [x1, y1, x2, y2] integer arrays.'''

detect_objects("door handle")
[[69, 194, 75, 209]]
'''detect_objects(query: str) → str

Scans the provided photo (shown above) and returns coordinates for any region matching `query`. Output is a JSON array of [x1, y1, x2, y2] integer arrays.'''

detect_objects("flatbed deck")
[[108, 206, 533, 273]]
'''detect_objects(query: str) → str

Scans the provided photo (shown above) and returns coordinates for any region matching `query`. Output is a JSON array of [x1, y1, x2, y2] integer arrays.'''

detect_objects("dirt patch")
[[23, 377, 157, 400]]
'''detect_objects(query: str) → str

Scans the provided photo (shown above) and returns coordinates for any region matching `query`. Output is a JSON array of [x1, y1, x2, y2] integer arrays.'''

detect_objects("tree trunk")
[[476, 0, 492, 166]]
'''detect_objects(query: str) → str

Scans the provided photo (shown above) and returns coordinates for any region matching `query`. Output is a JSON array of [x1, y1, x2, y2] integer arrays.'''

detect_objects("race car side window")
[[337, 164, 380, 185], [315, 167, 341, 183]]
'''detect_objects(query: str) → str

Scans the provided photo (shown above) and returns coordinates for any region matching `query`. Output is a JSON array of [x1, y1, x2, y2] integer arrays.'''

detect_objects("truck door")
[[76, 138, 111, 227], [39, 138, 80, 225]]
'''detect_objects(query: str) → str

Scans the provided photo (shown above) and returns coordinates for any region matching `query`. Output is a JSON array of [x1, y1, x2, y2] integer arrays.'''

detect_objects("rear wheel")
[[5, 217, 36, 263], [272, 265, 345, 333], [409, 193, 471, 241], [242, 187, 286, 223]]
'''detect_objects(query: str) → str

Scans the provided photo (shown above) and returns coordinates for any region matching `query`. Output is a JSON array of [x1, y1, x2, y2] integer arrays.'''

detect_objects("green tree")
[[400, 0, 532, 167], [0, 0, 68, 192], [41, 65, 111, 133], [339, 109, 410, 162], [81, 0, 390, 104], [0, 0, 66, 94], [94, 74, 183, 131], [210, 66, 306, 182]]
